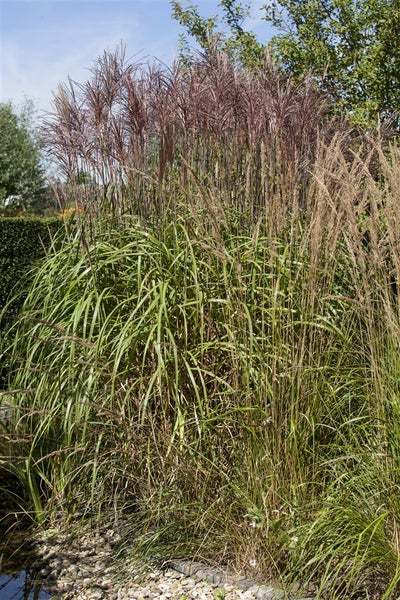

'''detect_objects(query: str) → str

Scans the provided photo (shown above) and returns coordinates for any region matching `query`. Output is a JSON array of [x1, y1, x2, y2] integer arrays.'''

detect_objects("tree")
[[171, 1, 400, 128], [0, 101, 47, 214], [170, 0, 266, 68], [264, 0, 400, 127]]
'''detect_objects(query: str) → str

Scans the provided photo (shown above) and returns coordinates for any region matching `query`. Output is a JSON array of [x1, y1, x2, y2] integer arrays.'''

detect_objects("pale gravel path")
[[33, 528, 315, 600]]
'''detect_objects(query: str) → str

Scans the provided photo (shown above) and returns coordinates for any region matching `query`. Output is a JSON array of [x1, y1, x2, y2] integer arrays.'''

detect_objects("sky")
[[0, 0, 275, 119]]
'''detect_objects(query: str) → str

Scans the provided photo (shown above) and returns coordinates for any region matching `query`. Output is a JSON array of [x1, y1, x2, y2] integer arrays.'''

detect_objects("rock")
[[47, 569, 58, 581]]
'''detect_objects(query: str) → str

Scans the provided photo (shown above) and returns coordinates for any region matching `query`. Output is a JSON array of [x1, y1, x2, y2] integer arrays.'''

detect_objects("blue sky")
[[0, 0, 274, 118]]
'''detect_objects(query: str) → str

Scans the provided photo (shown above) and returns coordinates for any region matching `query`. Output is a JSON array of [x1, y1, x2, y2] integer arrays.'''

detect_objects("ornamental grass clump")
[[4, 202, 355, 542], [42, 44, 339, 222], [2, 46, 400, 598]]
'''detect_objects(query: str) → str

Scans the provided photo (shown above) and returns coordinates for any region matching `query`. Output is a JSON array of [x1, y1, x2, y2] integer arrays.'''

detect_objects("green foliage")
[[4, 208, 360, 535], [5, 42, 400, 598], [171, 1, 400, 127], [0, 217, 63, 323], [264, 0, 400, 127], [170, 0, 266, 68], [5, 134, 400, 596], [0, 217, 63, 392], [0, 101, 48, 214]]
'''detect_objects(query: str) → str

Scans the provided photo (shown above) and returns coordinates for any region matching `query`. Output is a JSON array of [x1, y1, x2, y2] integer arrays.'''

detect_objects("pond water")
[[0, 527, 53, 600], [0, 436, 53, 598], [0, 570, 52, 599]]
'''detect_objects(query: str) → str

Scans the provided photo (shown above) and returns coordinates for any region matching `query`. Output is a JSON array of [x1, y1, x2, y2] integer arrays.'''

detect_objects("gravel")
[[33, 527, 316, 600]]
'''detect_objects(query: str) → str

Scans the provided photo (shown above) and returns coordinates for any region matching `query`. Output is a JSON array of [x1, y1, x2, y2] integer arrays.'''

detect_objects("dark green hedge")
[[0, 217, 64, 322], [0, 218, 65, 389]]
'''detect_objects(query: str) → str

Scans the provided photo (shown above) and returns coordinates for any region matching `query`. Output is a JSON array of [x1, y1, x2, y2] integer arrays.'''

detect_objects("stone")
[[32, 526, 317, 600]]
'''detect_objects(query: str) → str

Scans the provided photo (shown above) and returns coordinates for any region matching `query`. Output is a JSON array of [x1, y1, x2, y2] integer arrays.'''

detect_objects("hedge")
[[0, 217, 64, 323]]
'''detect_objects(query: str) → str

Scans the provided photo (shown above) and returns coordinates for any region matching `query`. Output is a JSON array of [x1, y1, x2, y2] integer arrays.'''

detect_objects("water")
[[0, 530, 53, 600], [0, 453, 53, 598], [0, 570, 51, 599]]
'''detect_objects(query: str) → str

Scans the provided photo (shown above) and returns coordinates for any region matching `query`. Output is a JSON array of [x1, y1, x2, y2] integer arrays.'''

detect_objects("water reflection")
[[0, 526, 52, 600], [0, 569, 51, 599]]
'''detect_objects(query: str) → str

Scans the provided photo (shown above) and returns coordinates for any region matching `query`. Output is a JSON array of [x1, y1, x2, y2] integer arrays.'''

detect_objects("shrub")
[[0, 217, 64, 389], [0, 217, 63, 322]]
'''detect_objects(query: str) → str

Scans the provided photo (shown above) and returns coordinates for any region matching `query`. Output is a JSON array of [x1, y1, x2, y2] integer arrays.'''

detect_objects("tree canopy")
[[0, 101, 47, 214], [170, 0, 266, 68], [265, 0, 400, 127], [171, 0, 400, 128]]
